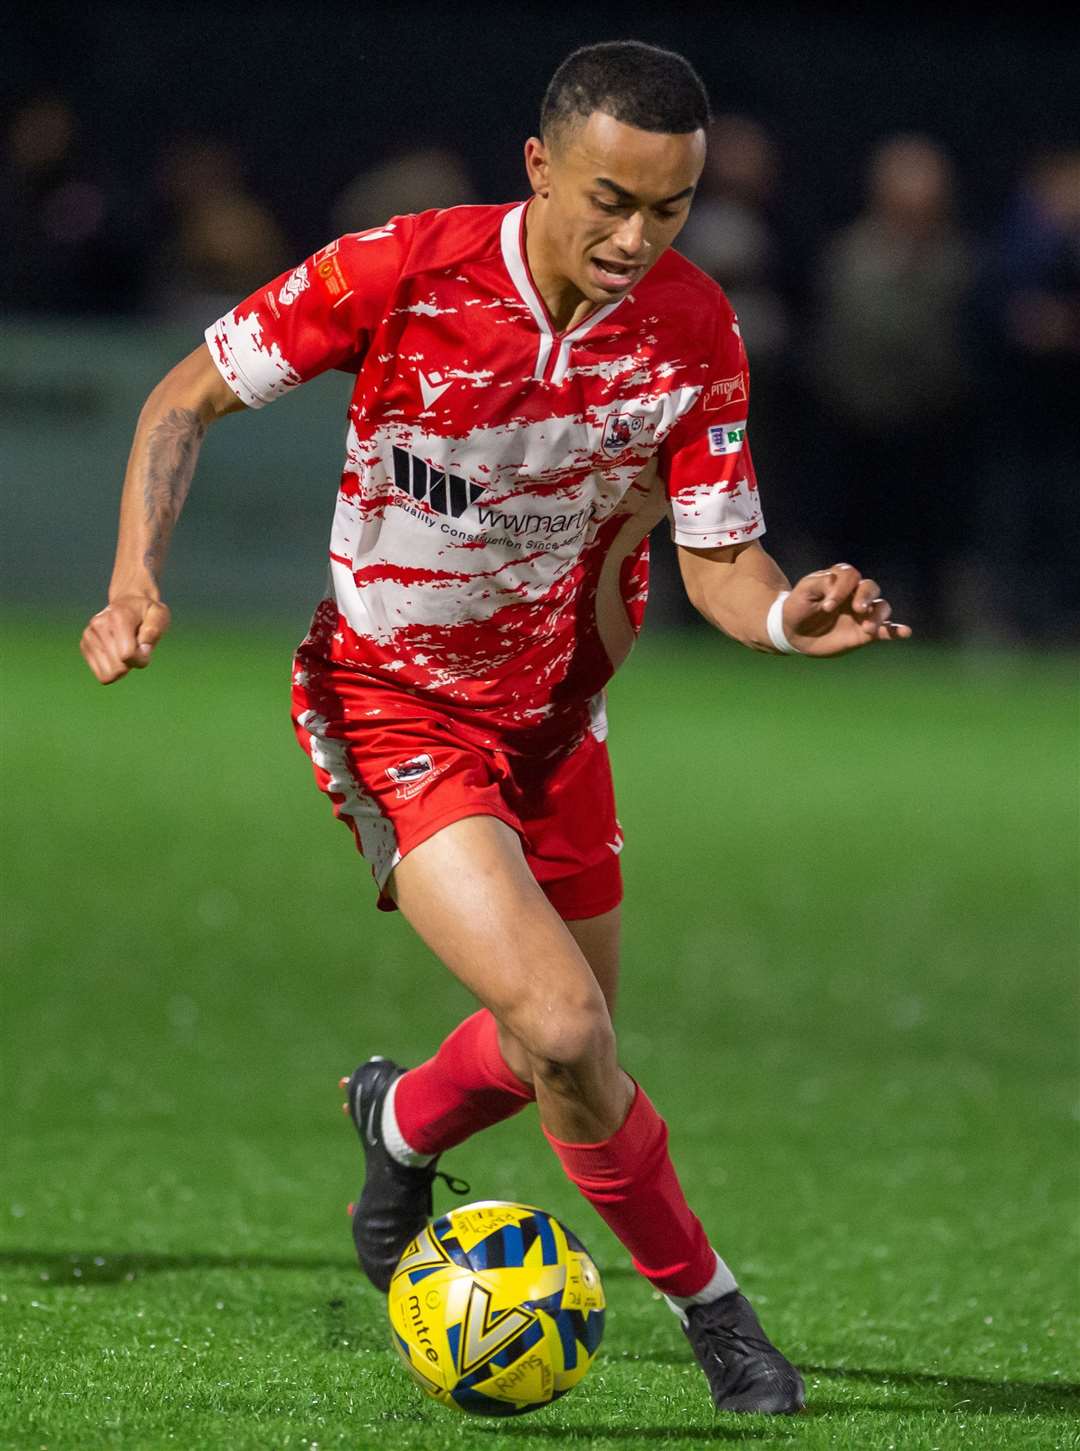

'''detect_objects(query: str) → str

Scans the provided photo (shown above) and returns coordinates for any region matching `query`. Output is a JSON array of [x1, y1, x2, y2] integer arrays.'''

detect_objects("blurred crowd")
[[2, 95, 1077, 643]]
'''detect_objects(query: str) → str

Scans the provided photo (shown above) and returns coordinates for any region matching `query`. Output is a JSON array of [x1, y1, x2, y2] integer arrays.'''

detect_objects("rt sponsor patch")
[[707, 421, 747, 457]]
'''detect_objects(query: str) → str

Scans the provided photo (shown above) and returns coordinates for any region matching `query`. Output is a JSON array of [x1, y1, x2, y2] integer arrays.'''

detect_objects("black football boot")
[[340, 1056, 466, 1292], [682, 1289, 806, 1414]]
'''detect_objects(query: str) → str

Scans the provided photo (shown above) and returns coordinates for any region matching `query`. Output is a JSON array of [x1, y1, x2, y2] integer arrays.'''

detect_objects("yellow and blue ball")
[[387, 1200, 605, 1416]]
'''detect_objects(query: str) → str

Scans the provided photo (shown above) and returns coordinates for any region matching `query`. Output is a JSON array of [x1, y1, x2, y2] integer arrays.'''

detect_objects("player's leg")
[[388, 903, 620, 1142], [342, 817, 626, 1289], [344, 887, 621, 1291], [555, 903, 804, 1414], [385, 817, 804, 1414], [350, 814, 804, 1413], [566, 904, 621, 1016], [386, 818, 723, 1282], [391, 816, 628, 1142]]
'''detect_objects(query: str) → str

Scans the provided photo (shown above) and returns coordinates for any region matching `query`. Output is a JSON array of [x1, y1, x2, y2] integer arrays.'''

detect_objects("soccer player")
[[80, 41, 910, 1415]]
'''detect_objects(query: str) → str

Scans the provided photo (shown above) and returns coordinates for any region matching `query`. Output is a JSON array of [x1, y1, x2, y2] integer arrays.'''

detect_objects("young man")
[[81, 41, 909, 1416]]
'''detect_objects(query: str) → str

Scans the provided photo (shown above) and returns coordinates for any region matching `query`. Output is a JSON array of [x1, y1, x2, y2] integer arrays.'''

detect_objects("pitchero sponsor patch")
[[703, 374, 748, 411], [707, 422, 747, 457]]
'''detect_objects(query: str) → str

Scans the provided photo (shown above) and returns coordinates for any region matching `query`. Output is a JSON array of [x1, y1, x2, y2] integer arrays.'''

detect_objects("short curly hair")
[[541, 41, 711, 144]]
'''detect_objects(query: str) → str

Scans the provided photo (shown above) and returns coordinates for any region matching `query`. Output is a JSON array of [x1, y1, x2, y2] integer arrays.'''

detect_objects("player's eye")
[[592, 197, 626, 214]]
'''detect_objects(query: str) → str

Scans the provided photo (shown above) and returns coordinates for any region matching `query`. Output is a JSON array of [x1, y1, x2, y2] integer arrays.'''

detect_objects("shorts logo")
[[707, 422, 747, 457], [703, 374, 748, 412], [386, 754, 434, 784], [601, 411, 644, 456]]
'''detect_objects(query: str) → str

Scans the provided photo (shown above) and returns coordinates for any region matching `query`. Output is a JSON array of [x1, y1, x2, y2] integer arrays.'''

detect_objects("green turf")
[[2, 613, 1077, 1450]]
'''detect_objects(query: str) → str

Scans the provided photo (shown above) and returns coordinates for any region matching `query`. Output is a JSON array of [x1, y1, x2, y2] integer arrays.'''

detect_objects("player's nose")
[[610, 211, 648, 257]]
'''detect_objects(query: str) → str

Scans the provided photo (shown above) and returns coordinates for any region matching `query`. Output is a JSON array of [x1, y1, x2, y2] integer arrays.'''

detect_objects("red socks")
[[544, 1084, 717, 1297], [392, 1020, 718, 1300], [392, 1009, 535, 1156]]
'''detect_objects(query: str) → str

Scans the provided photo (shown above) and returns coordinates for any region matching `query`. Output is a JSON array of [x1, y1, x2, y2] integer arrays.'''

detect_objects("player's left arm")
[[678, 540, 912, 657], [662, 294, 909, 657]]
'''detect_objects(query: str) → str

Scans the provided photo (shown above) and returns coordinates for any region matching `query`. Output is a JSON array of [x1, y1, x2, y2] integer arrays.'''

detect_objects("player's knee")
[[517, 996, 615, 1081]]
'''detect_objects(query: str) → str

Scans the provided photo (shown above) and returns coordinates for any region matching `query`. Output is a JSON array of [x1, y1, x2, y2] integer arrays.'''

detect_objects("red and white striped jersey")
[[206, 201, 763, 749]]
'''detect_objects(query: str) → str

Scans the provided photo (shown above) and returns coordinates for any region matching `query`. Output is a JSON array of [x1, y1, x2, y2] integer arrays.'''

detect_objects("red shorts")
[[291, 656, 623, 919]]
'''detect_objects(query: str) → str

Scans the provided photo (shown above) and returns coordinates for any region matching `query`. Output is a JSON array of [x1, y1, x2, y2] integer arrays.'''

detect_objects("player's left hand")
[[783, 564, 912, 655]]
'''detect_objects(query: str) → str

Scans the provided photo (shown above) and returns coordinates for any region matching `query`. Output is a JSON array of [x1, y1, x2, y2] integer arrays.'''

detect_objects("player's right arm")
[[79, 343, 246, 684], [81, 219, 415, 684]]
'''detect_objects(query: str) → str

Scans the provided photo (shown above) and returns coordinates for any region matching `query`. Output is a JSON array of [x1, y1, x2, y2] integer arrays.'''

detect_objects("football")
[[386, 1200, 606, 1416]]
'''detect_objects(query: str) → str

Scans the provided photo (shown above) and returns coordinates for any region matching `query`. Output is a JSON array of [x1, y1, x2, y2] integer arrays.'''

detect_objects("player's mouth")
[[589, 257, 642, 292]]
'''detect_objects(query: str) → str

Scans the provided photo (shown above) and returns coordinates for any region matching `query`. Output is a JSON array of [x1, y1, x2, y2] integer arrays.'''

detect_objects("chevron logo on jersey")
[[392, 445, 488, 519]]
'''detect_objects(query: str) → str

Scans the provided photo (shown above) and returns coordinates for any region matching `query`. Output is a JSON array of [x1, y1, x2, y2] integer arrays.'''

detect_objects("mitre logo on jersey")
[[601, 411, 644, 456], [707, 421, 747, 457], [392, 445, 488, 519], [703, 374, 748, 412]]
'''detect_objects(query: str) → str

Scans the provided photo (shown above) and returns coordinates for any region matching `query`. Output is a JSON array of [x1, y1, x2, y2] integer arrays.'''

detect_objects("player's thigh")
[[565, 906, 620, 1017], [387, 814, 611, 1064]]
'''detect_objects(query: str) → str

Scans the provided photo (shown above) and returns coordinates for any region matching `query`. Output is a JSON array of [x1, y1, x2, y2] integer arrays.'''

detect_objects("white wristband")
[[766, 590, 802, 655]]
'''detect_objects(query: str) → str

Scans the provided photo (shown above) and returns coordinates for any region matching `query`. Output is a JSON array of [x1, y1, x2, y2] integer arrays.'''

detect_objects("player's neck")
[[523, 199, 597, 334]]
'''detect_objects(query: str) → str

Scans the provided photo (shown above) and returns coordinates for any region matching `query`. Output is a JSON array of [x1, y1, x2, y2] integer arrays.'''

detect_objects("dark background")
[[3, 1, 1078, 642], [10, 3, 1077, 248]]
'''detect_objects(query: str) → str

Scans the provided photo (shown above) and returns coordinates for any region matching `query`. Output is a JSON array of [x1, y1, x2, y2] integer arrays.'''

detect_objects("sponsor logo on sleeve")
[[703, 374, 748, 412], [313, 240, 349, 301], [278, 263, 310, 308], [707, 421, 747, 457], [601, 410, 644, 456]]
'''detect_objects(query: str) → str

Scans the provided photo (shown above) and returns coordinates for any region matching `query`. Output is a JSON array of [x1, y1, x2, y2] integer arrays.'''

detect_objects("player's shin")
[[389, 1009, 535, 1159], [543, 1082, 736, 1300]]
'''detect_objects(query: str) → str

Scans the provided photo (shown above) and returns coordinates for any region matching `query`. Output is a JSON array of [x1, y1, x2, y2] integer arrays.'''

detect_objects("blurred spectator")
[[805, 135, 976, 635], [678, 115, 794, 363], [147, 137, 291, 324], [971, 149, 1080, 642], [0, 94, 146, 314], [670, 117, 806, 622], [331, 145, 477, 234]]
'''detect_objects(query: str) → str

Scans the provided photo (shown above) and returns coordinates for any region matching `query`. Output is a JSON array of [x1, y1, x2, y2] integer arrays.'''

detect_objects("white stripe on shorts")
[[297, 709, 402, 887]]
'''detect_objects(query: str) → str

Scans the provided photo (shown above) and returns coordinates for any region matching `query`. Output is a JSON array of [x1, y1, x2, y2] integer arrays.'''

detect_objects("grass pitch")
[[2, 614, 1077, 1450]]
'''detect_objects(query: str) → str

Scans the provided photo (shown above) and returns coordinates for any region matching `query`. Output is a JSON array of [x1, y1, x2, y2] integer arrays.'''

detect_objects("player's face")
[[525, 111, 706, 306]]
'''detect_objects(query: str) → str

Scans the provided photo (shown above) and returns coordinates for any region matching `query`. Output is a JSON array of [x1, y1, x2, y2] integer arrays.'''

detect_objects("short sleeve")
[[659, 312, 765, 548], [204, 218, 416, 408]]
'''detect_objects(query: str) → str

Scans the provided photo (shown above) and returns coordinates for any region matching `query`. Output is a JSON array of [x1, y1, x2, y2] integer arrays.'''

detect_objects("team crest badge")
[[601, 412, 644, 457], [386, 754, 434, 785]]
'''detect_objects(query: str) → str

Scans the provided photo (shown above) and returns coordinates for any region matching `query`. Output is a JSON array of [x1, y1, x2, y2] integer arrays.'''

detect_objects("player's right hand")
[[79, 595, 171, 684]]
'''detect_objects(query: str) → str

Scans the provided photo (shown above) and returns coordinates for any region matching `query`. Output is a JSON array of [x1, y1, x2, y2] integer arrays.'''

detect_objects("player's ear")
[[524, 136, 551, 198]]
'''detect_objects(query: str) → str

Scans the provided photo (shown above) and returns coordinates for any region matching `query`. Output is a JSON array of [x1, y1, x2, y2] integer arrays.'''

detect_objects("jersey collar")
[[500, 200, 629, 385]]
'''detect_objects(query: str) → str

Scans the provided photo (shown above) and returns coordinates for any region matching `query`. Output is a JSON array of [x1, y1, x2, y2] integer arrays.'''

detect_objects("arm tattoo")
[[142, 407, 206, 575]]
